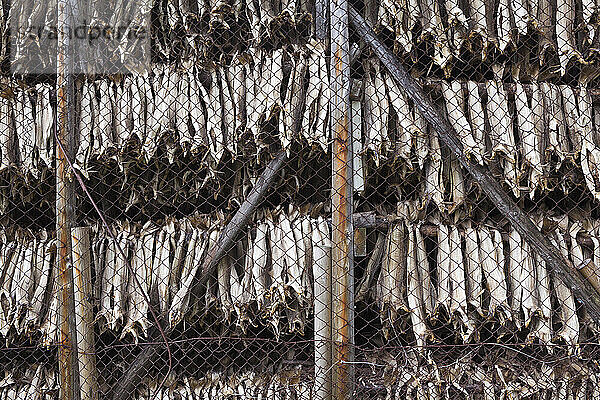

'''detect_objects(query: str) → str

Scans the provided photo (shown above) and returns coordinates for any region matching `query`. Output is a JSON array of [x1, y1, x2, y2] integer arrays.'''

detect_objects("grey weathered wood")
[[71, 227, 98, 400], [111, 150, 288, 400], [348, 6, 600, 322], [331, 0, 354, 397]]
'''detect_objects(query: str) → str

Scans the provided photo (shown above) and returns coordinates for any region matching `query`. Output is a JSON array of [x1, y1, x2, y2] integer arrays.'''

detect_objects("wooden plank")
[[330, 0, 354, 397], [72, 227, 98, 400], [348, 6, 600, 323], [57, 0, 79, 398]]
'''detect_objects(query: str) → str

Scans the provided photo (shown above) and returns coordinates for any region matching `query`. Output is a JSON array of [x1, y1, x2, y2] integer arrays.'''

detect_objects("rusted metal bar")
[[348, 6, 600, 323], [331, 0, 353, 397], [111, 150, 288, 400], [72, 227, 98, 400], [57, 0, 79, 398]]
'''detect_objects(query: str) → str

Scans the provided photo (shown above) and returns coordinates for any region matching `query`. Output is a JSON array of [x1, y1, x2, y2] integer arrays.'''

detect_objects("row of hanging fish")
[[376, 0, 599, 77], [358, 203, 596, 353], [378, 351, 600, 400], [72, 42, 328, 176], [91, 206, 328, 343], [0, 365, 57, 400], [135, 369, 311, 400], [0, 229, 56, 346], [363, 61, 600, 206]]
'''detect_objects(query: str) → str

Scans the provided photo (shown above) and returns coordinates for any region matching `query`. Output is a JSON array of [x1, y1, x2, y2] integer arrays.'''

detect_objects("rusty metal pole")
[[330, 0, 353, 396], [57, 0, 80, 398]]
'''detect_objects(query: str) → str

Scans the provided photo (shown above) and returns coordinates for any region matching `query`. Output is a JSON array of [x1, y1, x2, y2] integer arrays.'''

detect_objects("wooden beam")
[[348, 6, 600, 322], [72, 227, 98, 400], [57, 0, 79, 398], [330, 0, 354, 398]]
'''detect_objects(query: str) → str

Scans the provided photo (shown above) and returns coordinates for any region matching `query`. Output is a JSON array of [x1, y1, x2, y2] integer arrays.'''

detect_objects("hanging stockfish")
[[176, 72, 193, 152], [115, 77, 133, 149], [122, 224, 154, 342], [464, 223, 484, 316], [142, 71, 160, 162], [252, 220, 270, 314], [560, 85, 581, 155], [447, 155, 466, 213], [449, 225, 472, 339], [75, 80, 94, 178], [479, 227, 509, 319], [442, 81, 481, 165], [98, 232, 115, 329], [551, 218, 580, 352], [514, 82, 543, 198], [556, 0, 580, 76], [165, 70, 179, 163], [245, 50, 263, 153], [169, 222, 188, 306], [14, 238, 35, 335], [422, 126, 444, 209], [217, 251, 234, 324], [407, 223, 428, 348], [130, 75, 146, 143], [540, 83, 567, 168], [356, 231, 386, 303], [436, 223, 451, 318], [302, 42, 329, 153], [486, 75, 519, 197], [207, 66, 225, 164], [40, 258, 58, 347], [532, 250, 552, 345], [508, 228, 538, 329], [385, 70, 414, 162], [0, 94, 13, 172], [25, 234, 51, 332], [537, 0, 555, 64], [413, 104, 429, 170], [465, 82, 486, 162], [496, 0, 511, 52], [0, 241, 19, 338], [35, 84, 54, 170], [96, 79, 114, 157], [418, 0, 451, 74], [579, 87, 600, 202], [221, 63, 238, 158], [189, 70, 208, 155], [281, 48, 307, 152], [14, 89, 35, 178]]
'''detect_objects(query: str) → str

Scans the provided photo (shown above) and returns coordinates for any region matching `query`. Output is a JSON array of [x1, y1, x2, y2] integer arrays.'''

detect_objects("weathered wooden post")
[[57, 0, 80, 398], [72, 227, 99, 400], [330, 0, 354, 397]]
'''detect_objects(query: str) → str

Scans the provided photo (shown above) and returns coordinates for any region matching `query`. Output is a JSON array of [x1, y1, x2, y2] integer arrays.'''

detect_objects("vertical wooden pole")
[[57, 0, 79, 398], [330, 0, 353, 396], [72, 227, 98, 400]]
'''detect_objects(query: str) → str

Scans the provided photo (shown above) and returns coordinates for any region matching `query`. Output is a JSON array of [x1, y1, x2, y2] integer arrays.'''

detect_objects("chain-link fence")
[[2, 0, 600, 398]]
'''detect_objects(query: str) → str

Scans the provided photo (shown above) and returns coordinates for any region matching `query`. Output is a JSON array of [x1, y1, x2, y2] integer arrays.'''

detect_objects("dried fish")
[[15, 89, 35, 177], [252, 221, 270, 313], [442, 81, 481, 164], [464, 225, 483, 315], [436, 223, 451, 317], [386, 71, 414, 162], [422, 132, 443, 208], [407, 225, 428, 348], [189, 71, 207, 155], [556, 0, 580, 75], [75, 81, 94, 178], [466, 82, 486, 162], [515, 82, 543, 198], [96, 79, 114, 157], [479, 227, 509, 318], [207, 66, 225, 164], [0, 95, 12, 171]]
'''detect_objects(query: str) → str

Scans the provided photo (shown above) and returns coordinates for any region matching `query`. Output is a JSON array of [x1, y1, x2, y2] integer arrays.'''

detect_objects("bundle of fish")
[[361, 65, 600, 204], [156, 0, 312, 55], [375, 0, 597, 76], [90, 207, 327, 342], [0, 230, 56, 347], [0, 365, 57, 399], [378, 352, 600, 400], [72, 42, 325, 175], [134, 369, 311, 400], [358, 203, 598, 352]]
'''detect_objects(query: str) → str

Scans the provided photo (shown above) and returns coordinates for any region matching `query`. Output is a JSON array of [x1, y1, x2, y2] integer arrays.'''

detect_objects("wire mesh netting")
[[1, 0, 600, 398]]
